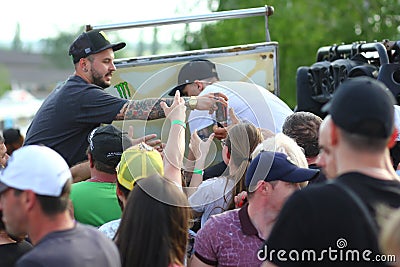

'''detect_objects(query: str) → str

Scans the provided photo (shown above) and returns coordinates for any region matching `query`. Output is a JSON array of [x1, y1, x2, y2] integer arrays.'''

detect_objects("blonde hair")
[[252, 133, 309, 187], [252, 133, 308, 168]]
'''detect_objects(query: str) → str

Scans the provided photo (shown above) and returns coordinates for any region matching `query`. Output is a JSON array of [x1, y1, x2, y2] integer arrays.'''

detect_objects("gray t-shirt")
[[16, 223, 121, 267]]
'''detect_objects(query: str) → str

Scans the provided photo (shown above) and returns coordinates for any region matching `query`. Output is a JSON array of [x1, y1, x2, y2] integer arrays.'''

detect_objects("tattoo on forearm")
[[115, 98, 174, 120]]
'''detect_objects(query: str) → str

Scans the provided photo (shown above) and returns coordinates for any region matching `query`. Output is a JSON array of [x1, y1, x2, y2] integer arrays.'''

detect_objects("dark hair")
[[390, 141, 400, 170], [115, 174, 190, 267], [282, 111, 322, 158], [116, 180, 131, 210], [36, 180, 71, 215], [86, 147, 117, 174], [224, 123, 263, 210]]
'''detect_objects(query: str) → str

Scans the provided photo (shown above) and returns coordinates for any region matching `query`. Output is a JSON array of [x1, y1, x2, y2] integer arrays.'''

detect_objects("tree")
[[12, 23, 22, 51], [181, 0, 400, 108], [0, 64, 11, 97], [40, 30, 81, 69]]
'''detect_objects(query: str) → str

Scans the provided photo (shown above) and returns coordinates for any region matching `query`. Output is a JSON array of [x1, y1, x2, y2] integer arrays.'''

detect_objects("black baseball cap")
[[322, 76, 395, 138], [87, 125, 130, 168], [168, 59, 219, 96], [3, 128, 22, 144], [69, 29, 126, 64], [245, 151, 319, 192]]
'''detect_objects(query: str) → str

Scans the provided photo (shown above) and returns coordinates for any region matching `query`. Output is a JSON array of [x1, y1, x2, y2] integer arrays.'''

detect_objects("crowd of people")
[[1, 28, 400, 267]]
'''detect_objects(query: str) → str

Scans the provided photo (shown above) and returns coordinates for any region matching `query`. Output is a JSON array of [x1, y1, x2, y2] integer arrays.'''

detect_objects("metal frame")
[[86, 6, 274, 42], [316, 42, 389, 64], [86, 6, 279, 94]]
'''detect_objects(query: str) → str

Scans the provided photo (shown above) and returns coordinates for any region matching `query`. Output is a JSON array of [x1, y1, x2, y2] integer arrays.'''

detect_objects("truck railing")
[[86, 5, 274, 42], [316, 41, 390, 65]]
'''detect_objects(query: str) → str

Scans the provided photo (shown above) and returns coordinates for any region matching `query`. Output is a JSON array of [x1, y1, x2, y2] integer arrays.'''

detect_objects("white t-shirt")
[[188, 176, 236, 227], [188, 81, 293, 134], [394, 104, 400, 141], [98, 218, 121, 239]]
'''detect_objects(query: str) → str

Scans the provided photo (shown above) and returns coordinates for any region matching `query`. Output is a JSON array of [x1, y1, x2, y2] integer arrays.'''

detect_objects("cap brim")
[[168, 84, 188, 96], [0, 181, 9, 194], [111, 42, 126, 52], [92, 42, 126, 55], [282, 168, 320, 183]]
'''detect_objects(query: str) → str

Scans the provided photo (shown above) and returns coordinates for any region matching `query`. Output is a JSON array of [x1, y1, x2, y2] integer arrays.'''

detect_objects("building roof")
[[0, 49, 71, 92]]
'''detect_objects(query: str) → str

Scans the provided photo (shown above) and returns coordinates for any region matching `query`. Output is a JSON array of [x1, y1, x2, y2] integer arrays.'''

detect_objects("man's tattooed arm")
[[115, 98, 175, 120]]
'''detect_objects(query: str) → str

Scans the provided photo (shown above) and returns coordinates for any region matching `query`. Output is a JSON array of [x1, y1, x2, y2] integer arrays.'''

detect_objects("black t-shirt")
[[24, 75, 127, 166], [16, 223, 120, 267], [264, 172, 400, 267], [0, 240, 32, 267]]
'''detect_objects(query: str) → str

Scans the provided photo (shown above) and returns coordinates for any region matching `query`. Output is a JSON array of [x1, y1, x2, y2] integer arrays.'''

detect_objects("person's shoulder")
[[199, 176, 230, 186], [75, 223, 116, 241], [207, 208, 239, 225], [197, 209, 239, 237], [294, 181, 339, 197], [98, 218, 121, 230], [280, 182, 343, 211], [338, 172, 400, 186], [98, 219, 121, 239]]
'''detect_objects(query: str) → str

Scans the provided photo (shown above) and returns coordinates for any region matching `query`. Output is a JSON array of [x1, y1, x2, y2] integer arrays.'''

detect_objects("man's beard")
[[91, 69, 110, 89]]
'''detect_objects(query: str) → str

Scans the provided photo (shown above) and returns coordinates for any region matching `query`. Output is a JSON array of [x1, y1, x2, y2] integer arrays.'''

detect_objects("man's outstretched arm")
[[115, 93, 228, 121]]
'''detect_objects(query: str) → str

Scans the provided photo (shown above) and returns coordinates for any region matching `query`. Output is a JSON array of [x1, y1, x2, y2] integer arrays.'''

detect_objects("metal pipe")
[[316, 42, 389, 64], [86, 6, 272, 32]]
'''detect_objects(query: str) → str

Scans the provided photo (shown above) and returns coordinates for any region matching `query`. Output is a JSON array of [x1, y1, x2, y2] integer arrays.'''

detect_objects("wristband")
[[171, 120, 186, 129], [193, 168, 204, 175]]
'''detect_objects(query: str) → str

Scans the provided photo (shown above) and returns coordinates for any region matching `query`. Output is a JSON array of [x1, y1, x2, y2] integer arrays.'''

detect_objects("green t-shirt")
[[70, 181, 121, 227]]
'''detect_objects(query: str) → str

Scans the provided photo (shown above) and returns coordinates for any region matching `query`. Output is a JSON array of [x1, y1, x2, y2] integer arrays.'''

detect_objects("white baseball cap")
[[0, 145, 72, 197]]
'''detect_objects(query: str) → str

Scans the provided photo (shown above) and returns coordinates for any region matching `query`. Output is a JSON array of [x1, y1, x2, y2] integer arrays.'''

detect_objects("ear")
[[194, 80, 206, 92], [264, 182, 273, 193], [388, 128, 398, 149], [24, 190, 37, 212], [88, 153, 95, 168], [116, 185, 124, 200], [79, 58, 88, 72], [254, 180, 271, 195], [330, 120, 339, 146]]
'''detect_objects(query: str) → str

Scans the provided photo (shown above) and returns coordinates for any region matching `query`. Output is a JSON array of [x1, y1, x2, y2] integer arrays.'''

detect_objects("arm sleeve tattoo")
[[115, 98, 176, 120]]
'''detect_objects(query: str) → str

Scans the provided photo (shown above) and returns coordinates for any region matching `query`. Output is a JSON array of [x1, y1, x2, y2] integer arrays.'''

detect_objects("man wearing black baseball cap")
[[263, 76, 400, 267], [168, 59, 219, 97], [70, 125, 131, 227], [24, 29, 227, 168], [172, 59, 293, 181]]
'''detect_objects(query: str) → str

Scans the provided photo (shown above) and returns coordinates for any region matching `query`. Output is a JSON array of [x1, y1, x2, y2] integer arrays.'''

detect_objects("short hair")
[[282, 111, 322, 158], [35, 180, 71, 215], [253, 133, 308, 168], [86, 147, 117, 174], [339, 128, 388, 153]]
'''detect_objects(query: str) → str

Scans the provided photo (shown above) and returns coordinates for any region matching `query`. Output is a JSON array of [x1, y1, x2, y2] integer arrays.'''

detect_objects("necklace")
[[87, 177, 116, 183]]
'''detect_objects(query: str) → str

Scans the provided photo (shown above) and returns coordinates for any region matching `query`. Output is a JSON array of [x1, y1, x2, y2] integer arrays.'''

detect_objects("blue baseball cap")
[[245, 151, 319, 192]]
